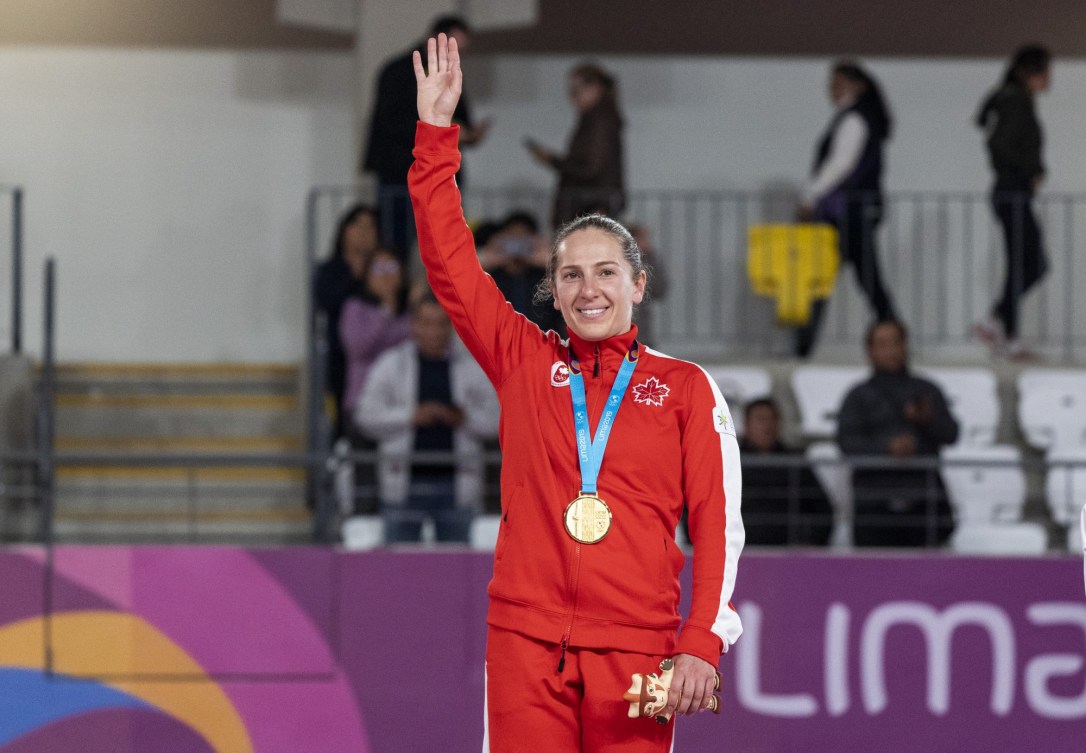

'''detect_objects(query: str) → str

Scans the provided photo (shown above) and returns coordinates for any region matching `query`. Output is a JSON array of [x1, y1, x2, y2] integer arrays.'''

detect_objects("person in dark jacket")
[[362, 15, 490, 258], [973, 44, 1052, 361], [837, 320, 958, 548], [525, 63, 626, 228], [738, 399, 833, 546], [796, 61, 898, 358]]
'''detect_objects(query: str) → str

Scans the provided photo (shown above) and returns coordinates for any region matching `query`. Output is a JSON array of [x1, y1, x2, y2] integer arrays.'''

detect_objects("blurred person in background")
[[355, 292, 499, 543], [837, 320, 958, 548], [478, 210, 562, 333], [973, 44, 1052, 361], [525, 62, 626, 228], [362, 15, 490, 258], [313, 204, 381, 437], [339, 249, 412, 513], [628, 223, 668, 346], [738, 398, 833, 546], [795, 60, 898, 358]]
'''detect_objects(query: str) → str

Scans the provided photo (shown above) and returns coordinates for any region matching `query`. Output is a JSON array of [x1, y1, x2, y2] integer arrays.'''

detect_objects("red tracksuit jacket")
[[409, 123, 744, 666]]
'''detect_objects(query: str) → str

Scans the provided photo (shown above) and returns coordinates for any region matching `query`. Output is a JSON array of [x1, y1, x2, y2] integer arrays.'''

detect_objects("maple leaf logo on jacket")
[[632, 377, 670, 407]]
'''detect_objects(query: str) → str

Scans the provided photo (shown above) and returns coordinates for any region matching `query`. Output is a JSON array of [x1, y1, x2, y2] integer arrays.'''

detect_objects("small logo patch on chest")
[[551, 361, 570, 387], [632, 377, 670, 407]]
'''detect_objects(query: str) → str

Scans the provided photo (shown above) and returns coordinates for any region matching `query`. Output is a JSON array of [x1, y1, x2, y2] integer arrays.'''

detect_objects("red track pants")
[[483, 625, 675, 753]]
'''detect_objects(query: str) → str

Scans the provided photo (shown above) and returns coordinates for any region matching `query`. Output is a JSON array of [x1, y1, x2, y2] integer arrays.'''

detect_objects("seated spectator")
[[477, 210, 562, 333], [339, 249, 412, 418], [313, 204, 382, 436], [339, 249, 412, 514], [837, 320, 958, 547], [740, 398, 834, 546], [354, 292, 499, 543]]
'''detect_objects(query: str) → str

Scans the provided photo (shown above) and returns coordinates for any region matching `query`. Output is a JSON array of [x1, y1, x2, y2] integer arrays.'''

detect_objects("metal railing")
[[306, 184, 1086, 361]]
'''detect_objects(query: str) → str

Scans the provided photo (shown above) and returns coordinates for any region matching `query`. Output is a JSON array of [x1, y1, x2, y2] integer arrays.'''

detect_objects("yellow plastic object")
[[747, 223, 840, 325]]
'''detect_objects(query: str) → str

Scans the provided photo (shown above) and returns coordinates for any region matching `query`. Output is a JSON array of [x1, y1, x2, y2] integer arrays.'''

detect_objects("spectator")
[[339, 249, 412, 421], [973, 44, 1052, 361], [629, 223, 669, 346], [338, 249, 412, 513], [837, 320, 958, 547], [313, 204, 381, 435], [796, 60, 898, 358], [477, 210, 561, 333], [362, 15, 490, 258], [525, 62, 626, 228], [739, 399, 833, 546], [354, 292, 499, 543]]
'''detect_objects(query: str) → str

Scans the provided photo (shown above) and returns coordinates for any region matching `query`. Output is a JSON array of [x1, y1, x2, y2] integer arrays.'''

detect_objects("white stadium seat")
[[940, 445, 1026, 523], [469, 515, 501, 551], [919, 367, 1000, 447], [342, 515, 384, 550], [791, 366, 867, 438], [950, 523, 1048, 555], [805, 441, 852, 547], [1044, 447, 1086, 526], [702, 366, 772, 435], [1017, 369, 1086, 449]]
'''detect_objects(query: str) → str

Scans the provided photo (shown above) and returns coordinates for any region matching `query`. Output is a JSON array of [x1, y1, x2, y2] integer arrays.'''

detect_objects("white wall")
[[463, 55, 1082, 195], [1, 49, 1082, 362], [0, 47, 355, 362]]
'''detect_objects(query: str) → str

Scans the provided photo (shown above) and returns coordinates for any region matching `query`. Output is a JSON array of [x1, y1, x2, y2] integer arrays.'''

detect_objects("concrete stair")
[[51, 363, 312, 544]]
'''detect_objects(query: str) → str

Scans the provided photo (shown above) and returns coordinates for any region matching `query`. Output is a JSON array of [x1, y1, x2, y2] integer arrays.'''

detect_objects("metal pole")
[[38, 257, 56, 674], [12, 189, 23, 353]]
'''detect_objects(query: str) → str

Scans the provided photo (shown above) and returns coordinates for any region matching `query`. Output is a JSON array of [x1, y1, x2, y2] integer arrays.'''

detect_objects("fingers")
[[426, 36, 437, 76], [437, 32, 448, 73], [412, 50, 424, 81]]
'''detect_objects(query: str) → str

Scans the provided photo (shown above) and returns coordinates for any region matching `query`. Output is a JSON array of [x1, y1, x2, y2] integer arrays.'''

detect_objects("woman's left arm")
[[665, 371, 745, 716]]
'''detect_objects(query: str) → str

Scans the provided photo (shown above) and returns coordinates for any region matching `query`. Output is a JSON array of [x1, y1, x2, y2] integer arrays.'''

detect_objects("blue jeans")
[[382, 477, 473, 544]]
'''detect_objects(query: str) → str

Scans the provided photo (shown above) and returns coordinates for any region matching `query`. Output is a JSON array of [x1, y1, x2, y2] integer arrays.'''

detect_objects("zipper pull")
[[593, 347, 600, 378], [557, 639, 568, 673]]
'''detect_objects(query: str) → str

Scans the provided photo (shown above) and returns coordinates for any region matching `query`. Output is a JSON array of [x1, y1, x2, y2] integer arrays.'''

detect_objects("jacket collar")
[[566, 325, 639, 368]]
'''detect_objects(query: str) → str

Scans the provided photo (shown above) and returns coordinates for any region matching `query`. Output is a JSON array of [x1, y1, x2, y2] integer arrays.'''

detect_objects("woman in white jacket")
[[354, 294, 499, 542]]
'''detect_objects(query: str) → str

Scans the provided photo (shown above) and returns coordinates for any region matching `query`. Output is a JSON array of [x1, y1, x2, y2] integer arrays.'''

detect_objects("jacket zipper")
[[557, 542, 582, 673], [592, 346, 600, 377]]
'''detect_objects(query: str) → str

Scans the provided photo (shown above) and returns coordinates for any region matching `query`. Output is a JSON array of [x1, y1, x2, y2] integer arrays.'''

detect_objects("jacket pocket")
[[494, 481, 523, 564]]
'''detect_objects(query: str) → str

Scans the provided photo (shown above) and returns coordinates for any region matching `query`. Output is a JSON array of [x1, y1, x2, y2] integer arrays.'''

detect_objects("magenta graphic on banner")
[[0, 548, 1081, 752]]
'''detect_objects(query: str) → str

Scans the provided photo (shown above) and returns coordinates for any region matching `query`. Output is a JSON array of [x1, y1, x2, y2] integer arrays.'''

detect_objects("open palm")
[[413, 34, 462, 128]]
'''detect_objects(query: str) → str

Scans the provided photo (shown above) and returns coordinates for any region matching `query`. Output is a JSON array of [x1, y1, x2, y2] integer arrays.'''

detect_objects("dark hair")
[[977, 44, 1051, 127], [832, 60, 892, 141], [430, 15, 470, 37], [354, 248, 410, 314], [744, 397, 780, 424], [864, 319, 908, 346], [533, 214, 647, 306], [570, 62, 621, 112], [500, 210, 541, 235], [1003, 44, 1051, 86], [331, 203, 379, 260]]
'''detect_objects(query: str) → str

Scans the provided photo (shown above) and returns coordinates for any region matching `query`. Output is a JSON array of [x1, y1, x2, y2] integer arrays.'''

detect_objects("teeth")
[[580, 308, 605, 316]]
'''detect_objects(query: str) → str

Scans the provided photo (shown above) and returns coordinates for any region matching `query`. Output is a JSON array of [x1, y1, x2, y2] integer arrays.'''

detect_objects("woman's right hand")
[[413, 33, 462, 128]]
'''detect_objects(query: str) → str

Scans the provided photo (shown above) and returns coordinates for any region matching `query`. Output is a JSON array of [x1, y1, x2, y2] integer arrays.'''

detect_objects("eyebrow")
[[557, 260, 622, 272]]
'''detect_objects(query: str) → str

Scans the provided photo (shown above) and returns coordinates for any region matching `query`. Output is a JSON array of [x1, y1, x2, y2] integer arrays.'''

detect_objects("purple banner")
[[0, 547, 1082, 752]]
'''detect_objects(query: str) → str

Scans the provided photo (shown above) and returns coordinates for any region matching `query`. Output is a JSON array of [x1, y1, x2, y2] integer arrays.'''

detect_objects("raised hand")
[[413, 33, 462, 128]]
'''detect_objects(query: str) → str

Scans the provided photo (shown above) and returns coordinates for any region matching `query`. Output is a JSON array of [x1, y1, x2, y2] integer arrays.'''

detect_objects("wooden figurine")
[[623, 658, 721, 724]]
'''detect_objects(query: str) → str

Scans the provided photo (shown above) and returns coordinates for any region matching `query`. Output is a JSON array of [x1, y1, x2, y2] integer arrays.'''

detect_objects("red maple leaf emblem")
[[632, 377, 670, 407]]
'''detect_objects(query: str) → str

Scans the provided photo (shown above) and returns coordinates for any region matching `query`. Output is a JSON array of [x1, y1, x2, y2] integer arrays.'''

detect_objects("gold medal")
[[564, 494, 613, 544]]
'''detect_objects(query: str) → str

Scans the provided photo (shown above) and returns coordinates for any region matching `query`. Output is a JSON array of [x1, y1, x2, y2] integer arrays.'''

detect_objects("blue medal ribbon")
[[569, 342, 639, 495]]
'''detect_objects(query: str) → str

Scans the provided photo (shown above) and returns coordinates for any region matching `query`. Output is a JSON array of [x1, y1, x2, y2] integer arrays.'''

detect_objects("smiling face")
[[552, 227, 646, 341]]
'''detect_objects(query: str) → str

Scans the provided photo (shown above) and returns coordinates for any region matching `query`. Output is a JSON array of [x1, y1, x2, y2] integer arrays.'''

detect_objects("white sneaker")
[[971, 318, 1003, 352]]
